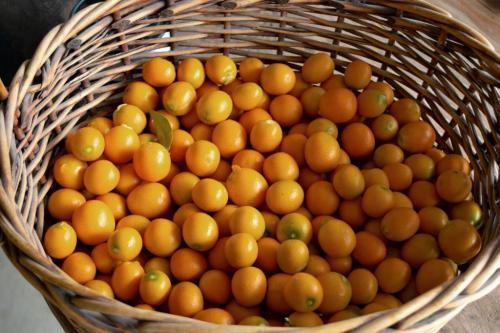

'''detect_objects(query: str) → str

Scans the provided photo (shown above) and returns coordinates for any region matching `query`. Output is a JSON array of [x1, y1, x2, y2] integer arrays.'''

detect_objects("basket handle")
[[0, 77, 8, 102]]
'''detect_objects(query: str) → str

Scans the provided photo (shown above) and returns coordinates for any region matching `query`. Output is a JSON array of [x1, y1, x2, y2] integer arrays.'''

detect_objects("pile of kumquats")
[[44, 53, 483, 327]]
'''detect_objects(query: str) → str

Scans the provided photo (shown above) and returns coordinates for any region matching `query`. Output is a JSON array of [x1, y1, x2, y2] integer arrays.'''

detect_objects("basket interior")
[[16, 0, 498, 242], [3, 0, 499, 332]]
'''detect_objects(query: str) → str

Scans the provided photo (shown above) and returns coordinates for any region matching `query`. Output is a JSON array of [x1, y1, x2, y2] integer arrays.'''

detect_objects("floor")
[[0, 0, 498, 332]]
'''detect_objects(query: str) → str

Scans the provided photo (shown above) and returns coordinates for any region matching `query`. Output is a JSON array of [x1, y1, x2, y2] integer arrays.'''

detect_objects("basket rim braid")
[[0, 0, 499, 332]]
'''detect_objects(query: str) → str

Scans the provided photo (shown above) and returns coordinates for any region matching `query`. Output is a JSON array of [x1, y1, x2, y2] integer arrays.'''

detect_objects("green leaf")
[[149, 110, 173, 150]]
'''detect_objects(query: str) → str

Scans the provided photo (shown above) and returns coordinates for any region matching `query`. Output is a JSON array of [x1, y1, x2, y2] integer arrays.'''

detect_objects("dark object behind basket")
[[0, 0, 104, 83]]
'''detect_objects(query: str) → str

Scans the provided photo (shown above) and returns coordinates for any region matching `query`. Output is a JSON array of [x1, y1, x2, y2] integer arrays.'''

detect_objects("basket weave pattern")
[[0, 0, 499, 332]]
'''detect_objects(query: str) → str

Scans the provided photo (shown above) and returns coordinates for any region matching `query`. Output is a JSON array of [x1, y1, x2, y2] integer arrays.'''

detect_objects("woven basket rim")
[[0, 1, 499, 332], [0, 0, 499, 93]]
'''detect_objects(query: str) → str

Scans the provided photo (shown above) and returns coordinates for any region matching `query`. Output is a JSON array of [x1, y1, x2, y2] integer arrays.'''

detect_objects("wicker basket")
[[0, 0, 499, 332]]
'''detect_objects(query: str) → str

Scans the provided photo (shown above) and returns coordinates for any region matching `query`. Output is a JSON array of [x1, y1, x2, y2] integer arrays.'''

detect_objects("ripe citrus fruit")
[[270, 94, 303, 127], [97, 192, 127, 220], [317, 272, 352, 313], [358, 89, 387, 118], [191, 178, 228, 212], [123, 81, 159, 112], [177, 58, 205, 88], [107, 227, 142, 261], [47, 188, 86, 220], [304, 132, 340, 173], [112, 104, 147, 134], [143, 218, 181, 257], [70, 127, 105, 161], [415, 259, 455, 294], [277, 239, 310, 274], [226, 166, 268, 207], [83, 160, 120, 195], [211, 119, 246, 158], [44, 222, 77, 259], [389, 98, 421, 125], [185, 140, 220, 176], [170, 248, 208, 281], [85, 279, 114, 298], [344, 60, 372, 90], [53, 154, 87, 190], [397, 121, 436, 153], [182, 212, 219, 251], [438, 219, 481, 264], [199, 269, 232, 305], [319, 88, 357, 124], [250, 119, 283, 153], [139, 270, 172, 306], [276, 213, 313, 243], [239, 57, 264, 83], [401, 233, 440, 268], [168, 281, 204, 316], [321, 74, 346, 90], [232, 82, 263, 111], [126, 182, 171, 218], [72, 200, 115, 245], [366, 81, 394, 105], [229, 206, 265, 240], [206, 54, 237, 85], [284, 272, 324, 312], [301, 87, 325, 117], [225, 233, 258, 268], [266, 180, 304, 215], [231, 266, 267, 307], [133, 142, 171, 182], [62, 252, 96, 284], [196, 90, 233, 125], [263, 152, 299, 183], [260, 63, 296, 95], [348, 268, 378, 304], [88, 116, 113, 135], [306, 181, 340, 216], [194, 308, 234, 324], [332, 164, 365, 200], [302, 53, 334, 83], [162, 81, 197, 116], [142, 58, 176, 87], [318, 219, 356, 258]]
